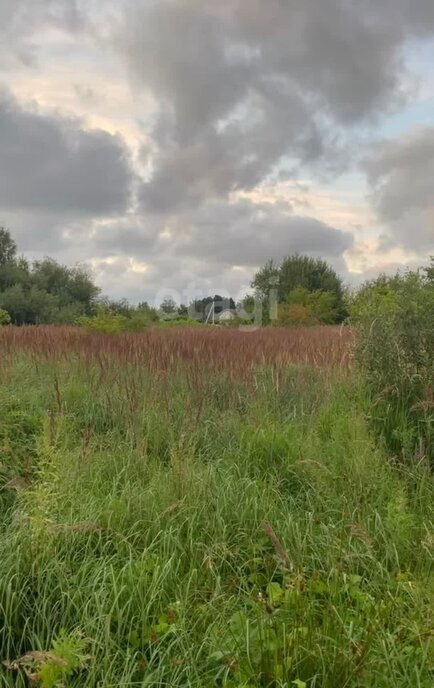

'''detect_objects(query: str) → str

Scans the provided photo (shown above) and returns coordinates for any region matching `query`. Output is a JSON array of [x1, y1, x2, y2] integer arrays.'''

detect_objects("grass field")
[[0, 326, 432, 687]]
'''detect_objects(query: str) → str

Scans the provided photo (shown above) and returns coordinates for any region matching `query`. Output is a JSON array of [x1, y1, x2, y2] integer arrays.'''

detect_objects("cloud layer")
[[365, 127, 434, 251], [0, 0, 433, 301], [0, 91, 133, 215]]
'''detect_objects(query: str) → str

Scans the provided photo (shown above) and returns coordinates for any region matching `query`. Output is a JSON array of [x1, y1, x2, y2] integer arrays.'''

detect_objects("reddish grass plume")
[[0, 325, 354, 379]]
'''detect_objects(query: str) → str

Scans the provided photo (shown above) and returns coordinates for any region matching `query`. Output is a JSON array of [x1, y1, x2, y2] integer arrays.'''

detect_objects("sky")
[[0, 0, 433, 306]]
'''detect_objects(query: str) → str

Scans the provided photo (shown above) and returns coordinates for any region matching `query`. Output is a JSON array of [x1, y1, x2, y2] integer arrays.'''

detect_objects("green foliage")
[[38, 631, 88, 688], [137, 301, 160, 321], [291, 288, 338, 324], [276, 288, 339, 326], [350, 262, 434, 464], [209, 570, 399, 686], [123, 313, 152, 332], [4, 630, 88, 687], [0, 227, 17, 265], [0, 308, 10, 325], [31, 258, 99, 311], [277, 302, 314, 326], [160, 297, 178, 314], [77, 307, 130, 334], [0, 342, 432, 687], [189, 295, 236, 321], [0, 256, 30, 292], [156, 316, 204, 328], [98, 296, 133, 317], [0, 229, 100, 324], [0, 284, 60, 325], [252, 254, 347, 324], [0, 406, 41, 471], [77, 306, 159, 333]]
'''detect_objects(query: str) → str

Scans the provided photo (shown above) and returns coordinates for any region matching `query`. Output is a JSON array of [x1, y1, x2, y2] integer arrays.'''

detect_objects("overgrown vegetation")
[[350, 260, 434, 466], [0, 322, 432, 687]]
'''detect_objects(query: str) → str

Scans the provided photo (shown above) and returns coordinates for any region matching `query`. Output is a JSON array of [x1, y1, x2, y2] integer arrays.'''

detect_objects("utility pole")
[[205, 301, 215, 325]]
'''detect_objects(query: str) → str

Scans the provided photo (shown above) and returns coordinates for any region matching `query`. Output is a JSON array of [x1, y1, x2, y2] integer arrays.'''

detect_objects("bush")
[[77, 308, 129, 335], [277, 303, 315, 326], [0, 308, 11, 326], [350, 262, 434, 465], [77, 308, 206, 334], [123, 313, 152, 332], [275, 288, 338, 326]]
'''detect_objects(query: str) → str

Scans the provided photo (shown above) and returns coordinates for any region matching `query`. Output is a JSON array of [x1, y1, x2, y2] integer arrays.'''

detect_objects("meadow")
[[0, 325, 432, 687]]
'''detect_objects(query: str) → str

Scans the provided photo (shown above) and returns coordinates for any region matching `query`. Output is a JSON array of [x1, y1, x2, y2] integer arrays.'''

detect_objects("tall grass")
[[0, 324, 354, 372], [351, 270, 433, 466], [0, 327, 432, 687]]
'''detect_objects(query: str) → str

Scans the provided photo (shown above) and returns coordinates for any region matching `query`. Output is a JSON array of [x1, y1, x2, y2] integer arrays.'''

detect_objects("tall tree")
[[189, 295, 236, 320], [0, 228, 17, 265], [251, 253, 347, 323], [160, 297, 177, 314], [0, 230, 100, 324], [31, 258, 99, 313]]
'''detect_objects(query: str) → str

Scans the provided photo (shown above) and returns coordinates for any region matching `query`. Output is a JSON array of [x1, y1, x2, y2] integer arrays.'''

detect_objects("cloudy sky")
[[1, 0, 433, 305]]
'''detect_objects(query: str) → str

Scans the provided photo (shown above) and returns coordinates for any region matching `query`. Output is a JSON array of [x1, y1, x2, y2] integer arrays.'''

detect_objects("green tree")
[[0, 230, 101, 324], [252, 254, 346, 323], [423, 256, 434, 283], [0, 228, 17, 265], [97, 297, 132, 317], [0, 256, 30, 292], [189, 295, 236, 321], [137, 301, 159, 321], [250, 260, 280, 303], [31, 258, 99, 314], [0, 284, 59, 325], [160, 297, 177, 315]]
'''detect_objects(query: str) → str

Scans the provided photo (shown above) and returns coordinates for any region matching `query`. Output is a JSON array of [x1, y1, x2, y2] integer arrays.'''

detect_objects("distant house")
[[217, 308, 237, 323]]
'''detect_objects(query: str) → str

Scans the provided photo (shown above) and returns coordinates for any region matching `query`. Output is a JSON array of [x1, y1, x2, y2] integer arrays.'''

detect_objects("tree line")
[[1, 227, 431, 331]]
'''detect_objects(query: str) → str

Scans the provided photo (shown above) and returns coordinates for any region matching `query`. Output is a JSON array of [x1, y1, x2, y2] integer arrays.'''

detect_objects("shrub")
[[77, 307, 129, 335], [123, 313, 152, 332], [0, 308, 11, 326], [277, 303, 315, 326], [275, 289, 339, 327], [350, 262, 434, 464]]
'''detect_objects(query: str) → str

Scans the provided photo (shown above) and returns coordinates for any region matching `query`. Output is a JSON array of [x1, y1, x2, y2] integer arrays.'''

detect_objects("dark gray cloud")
[[116, 0, 434, 211], [138, 104, 322, 213], [366, 127, 434, 221], [168, 199, 354, 266], [2, 0, 433, 300], [0, 90, 134, 215], [93, 198, 353, 268], [365, 127, 434, 251]]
